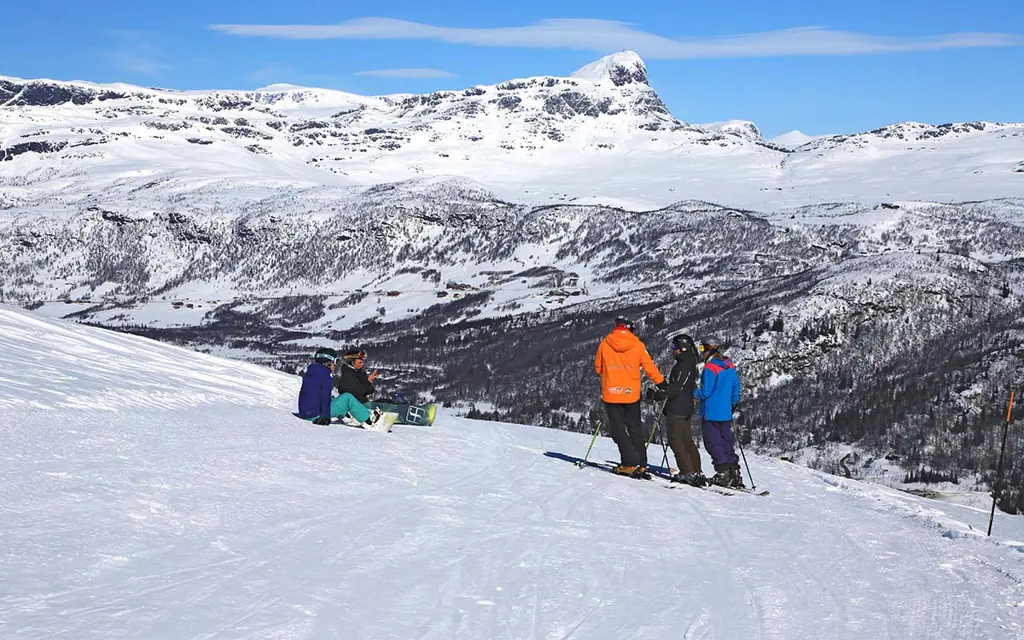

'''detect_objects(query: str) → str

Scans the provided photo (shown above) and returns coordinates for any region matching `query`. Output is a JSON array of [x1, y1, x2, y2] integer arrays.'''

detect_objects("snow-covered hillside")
[[3, 306, 1024, 638], [2, 51, 1022, 211]]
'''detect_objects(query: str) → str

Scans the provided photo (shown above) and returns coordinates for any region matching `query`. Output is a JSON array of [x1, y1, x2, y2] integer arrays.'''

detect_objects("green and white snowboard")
[[366, 402, 437, 426]]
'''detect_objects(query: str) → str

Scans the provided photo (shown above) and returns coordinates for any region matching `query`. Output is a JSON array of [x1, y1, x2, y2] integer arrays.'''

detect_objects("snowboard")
[[366, 401, 437, 426]]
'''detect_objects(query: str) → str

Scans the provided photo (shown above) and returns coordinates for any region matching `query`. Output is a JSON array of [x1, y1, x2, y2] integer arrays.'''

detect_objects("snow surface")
[[3, 304, 1024, 639]]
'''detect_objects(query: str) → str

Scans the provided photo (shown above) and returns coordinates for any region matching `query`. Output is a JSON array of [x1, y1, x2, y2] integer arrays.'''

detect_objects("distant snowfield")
[[3, 304, 1024, 639]]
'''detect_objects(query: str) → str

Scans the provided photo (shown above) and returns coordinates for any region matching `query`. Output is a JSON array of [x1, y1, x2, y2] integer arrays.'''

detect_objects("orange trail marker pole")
[[988, 391, 1016, 537]]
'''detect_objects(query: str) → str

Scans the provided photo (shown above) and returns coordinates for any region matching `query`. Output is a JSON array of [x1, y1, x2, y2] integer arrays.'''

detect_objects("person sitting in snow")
[[295, 347, 384, 428], [334, 348, 379, 403], [694, 336, 744, 488]]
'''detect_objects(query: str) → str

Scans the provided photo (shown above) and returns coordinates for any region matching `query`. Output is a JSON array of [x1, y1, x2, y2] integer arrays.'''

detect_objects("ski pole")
[[659, 422, 670, 471], [735, 415, 756, 490], [653, 407, 670, 471], [577, 421, 602, 468], [987, 391, 1016, 537], [645, 398, 669, 447]]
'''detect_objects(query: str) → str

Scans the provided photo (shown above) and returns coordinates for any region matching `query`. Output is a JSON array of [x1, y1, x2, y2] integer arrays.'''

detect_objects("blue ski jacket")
[[296, 362, 333, 420], [695, 355, 741, 421]]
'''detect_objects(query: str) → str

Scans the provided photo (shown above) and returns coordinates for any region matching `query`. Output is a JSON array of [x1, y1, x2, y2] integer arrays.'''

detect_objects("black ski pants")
[[604, 401, 647, 467], [665, 413, 702, 475]]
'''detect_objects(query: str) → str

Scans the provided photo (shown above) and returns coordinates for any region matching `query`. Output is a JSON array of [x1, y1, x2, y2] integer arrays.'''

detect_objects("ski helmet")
[[613, 316, 636, 332], [698, 335, 724, 356], [671, 333, 697, 355], [314, 347, 338, 365]]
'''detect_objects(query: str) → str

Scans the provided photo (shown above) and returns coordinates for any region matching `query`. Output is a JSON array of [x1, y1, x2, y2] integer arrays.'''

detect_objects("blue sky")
[[2, 0, 1021, 137]]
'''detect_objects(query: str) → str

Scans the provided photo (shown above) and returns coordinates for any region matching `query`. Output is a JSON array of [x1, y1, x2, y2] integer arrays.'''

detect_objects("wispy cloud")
[[354, 68, 456, 79], [210, 18, 1023, 59], [99, 30, 173, 75]]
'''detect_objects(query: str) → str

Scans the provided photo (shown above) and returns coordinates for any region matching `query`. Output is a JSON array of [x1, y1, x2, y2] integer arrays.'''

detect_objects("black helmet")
[[671, 333, 697, 354], [613, 316, 636, 332], [313, 347, 338, 365]]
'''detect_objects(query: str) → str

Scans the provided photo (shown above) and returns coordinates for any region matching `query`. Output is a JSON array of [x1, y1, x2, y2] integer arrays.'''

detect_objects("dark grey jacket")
[[663, 351, 698, 417], [334, 364, 375, 403]]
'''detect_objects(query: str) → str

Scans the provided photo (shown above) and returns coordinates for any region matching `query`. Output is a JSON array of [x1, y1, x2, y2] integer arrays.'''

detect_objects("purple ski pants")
[[701, 419, 740, 472]]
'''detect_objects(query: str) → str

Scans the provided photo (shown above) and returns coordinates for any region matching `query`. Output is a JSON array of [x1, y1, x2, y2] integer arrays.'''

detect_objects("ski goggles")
[[344, 350, 368, 361]]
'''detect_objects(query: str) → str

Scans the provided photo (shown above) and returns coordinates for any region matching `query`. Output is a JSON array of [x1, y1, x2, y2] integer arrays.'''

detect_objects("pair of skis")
[[645, 466, 770, 497], [571, 456, 769, 496]]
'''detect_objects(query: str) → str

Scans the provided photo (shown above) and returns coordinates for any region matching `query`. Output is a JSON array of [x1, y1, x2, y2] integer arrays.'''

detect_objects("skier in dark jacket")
[[661, 333, 706, 487], [296, 348, 383, 427], [694, 336, 744, 488], [334, 349, 379, 403]]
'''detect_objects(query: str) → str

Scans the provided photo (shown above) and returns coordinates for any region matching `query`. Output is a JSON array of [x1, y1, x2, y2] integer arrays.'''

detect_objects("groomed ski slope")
[[3, 305, 1024, 639]]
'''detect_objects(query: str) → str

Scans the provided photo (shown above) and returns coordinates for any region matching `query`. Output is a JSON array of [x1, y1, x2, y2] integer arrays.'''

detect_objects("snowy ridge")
[[2, 306, 1024, 638], [2, 52, 1023, 211]]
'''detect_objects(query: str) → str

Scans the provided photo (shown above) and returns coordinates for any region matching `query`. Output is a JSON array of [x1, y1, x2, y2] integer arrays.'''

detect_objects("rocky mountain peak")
[[570, 51, 649, 87]]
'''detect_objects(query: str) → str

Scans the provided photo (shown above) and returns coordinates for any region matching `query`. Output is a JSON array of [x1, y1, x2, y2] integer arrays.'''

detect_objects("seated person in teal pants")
[[295, 348, 384, 427]]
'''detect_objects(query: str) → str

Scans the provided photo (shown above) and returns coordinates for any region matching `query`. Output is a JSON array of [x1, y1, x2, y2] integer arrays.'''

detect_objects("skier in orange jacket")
[[594, 316, 666, 478]]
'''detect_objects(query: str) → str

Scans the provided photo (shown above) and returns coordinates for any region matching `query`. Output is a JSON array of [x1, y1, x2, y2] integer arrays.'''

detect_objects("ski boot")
[[671, 472, 695, 485], [727, 468, 746, 489], [709, 471, 732, 487], [689, 472, 709, 487], [363, 407, 384, 428], [632, 466, 651, 480], [612, 464, 638, 476]]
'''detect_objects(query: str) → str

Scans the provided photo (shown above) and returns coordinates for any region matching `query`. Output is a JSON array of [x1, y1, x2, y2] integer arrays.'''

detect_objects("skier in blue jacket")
[[296, 348, 383, 427], [694, 336, 744, 487]]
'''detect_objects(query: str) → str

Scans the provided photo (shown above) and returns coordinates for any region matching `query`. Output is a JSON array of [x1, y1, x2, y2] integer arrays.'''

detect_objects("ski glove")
[[645, 387, 667, 402], [313, 416, 332, 426]]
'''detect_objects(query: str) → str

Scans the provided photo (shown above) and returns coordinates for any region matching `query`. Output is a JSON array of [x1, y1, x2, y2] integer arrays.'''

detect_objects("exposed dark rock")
[[9, 82, 95, 106], [144, 120, 191, 131], [495, 95, 522, 111], [606, 60, 648, 86], [221, 127, 272, 140], [0, 140, 68, 161], [289, 120, 330, 132]]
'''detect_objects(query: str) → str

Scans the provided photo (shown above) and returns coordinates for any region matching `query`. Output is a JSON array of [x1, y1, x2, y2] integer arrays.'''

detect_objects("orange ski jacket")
[[594, 328, 664, 404]]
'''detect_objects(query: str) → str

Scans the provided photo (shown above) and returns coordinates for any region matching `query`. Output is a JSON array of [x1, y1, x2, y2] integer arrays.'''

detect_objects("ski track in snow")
[[2, 305, 1024, 639]]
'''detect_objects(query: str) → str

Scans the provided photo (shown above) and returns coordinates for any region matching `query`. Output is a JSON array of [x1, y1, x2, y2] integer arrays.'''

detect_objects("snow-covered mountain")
[[3, 305, 1024, 639], [2, 51, 1022, 211]]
